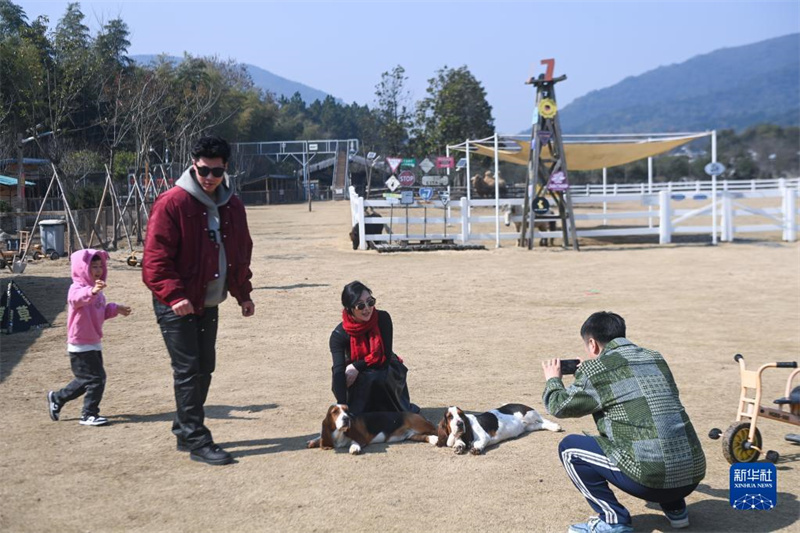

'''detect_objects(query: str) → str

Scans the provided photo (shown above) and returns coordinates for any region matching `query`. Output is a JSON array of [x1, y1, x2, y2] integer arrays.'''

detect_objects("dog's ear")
[[320, 406, 337, 449], [459, 409, 474, 447], [436, 412, 449, 447], [320, 420, 334, 449]]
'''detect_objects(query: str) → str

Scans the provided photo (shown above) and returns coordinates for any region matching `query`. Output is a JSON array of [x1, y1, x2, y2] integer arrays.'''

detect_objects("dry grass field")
[[1, 200, 798, 532]]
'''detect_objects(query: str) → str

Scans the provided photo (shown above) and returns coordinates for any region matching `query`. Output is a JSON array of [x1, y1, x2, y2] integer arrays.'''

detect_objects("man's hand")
[[345, 364, 359, 387], [118, 305, 132, 316], [91, 280, 106, 295], [542, 358, 563, 381], [241, 300, 255, 317], [171, 299, 194, 316]]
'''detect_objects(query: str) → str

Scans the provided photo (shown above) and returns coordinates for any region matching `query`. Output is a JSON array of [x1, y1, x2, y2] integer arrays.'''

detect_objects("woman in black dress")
[[329, 281, 418, 415]]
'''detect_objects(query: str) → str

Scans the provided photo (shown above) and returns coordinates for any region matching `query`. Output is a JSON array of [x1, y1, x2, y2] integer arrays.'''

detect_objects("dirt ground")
[[1, 200, 799, 533]]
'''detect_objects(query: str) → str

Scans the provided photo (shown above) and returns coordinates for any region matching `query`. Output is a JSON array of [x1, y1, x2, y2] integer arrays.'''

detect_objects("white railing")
[[349, 185, 799, 250], [569, 177, 800, 196]]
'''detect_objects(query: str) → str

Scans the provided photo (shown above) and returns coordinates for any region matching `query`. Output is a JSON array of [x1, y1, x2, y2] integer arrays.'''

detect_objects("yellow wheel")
[[722, 422, 762, 464], [538, 98, 558, 119]]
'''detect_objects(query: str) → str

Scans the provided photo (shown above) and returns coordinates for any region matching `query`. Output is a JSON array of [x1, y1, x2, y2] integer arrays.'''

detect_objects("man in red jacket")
[[143, 135, 254, 466]]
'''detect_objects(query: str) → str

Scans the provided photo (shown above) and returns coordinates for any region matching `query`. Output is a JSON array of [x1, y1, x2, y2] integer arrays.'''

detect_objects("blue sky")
[[20, 1, 800, 133]]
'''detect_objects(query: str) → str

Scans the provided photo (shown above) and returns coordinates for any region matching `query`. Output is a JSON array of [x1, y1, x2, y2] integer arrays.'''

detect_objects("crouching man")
[[541, 312, 705, 533]]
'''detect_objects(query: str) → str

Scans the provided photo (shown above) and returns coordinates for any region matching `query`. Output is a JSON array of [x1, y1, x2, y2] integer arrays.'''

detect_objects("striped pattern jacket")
[[543, 338, 706, 489]]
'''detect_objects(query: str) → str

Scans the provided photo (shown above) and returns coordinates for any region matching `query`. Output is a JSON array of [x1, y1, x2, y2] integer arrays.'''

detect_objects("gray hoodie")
[[176, 167, 235, 307]]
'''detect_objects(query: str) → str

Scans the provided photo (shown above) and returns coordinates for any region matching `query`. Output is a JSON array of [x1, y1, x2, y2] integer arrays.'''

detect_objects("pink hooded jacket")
[[67, 249, 119, 346]]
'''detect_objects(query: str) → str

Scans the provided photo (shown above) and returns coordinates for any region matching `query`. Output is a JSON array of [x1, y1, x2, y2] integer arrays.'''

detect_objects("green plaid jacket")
[[543, 338, 706, 489]]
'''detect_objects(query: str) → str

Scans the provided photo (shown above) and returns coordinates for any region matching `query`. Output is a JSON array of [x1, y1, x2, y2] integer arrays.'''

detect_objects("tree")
[[94, 18, 131, 72], [413, 65, 494, 156], [374, 65, 412, 156], [93, 17, 133, 175]]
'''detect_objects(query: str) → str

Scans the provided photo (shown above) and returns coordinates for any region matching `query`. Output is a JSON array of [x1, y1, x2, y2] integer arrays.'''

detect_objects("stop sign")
[[398, 170, 415, 187]]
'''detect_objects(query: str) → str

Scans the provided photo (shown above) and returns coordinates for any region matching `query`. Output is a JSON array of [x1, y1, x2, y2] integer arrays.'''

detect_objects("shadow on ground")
[[219, 433, 319, 457], [0, 274, 71, 383], [632, 482, 799, 532], [253, 283, 329, 291], [106, 403, 278, 424]]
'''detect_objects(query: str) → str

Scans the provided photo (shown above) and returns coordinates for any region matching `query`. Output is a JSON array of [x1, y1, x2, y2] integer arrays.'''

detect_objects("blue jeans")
[[558, 434, 698, 526], [153, 299, 219, 450]]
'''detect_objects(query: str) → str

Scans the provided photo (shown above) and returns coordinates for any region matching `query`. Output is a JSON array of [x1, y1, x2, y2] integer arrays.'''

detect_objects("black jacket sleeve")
[[329, 323, 348, 403]]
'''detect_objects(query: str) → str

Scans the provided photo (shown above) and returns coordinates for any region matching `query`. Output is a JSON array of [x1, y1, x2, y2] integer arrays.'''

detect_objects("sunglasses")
[[353, 297, 376, 311], [195, 164, 226, 178]]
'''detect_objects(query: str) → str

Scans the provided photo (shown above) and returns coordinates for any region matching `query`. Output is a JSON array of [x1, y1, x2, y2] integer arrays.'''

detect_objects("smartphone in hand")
[[560, 359, 580, 375]]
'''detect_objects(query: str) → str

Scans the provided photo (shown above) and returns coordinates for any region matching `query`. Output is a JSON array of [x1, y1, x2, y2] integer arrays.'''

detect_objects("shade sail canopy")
[[465, 134, 705, 171]]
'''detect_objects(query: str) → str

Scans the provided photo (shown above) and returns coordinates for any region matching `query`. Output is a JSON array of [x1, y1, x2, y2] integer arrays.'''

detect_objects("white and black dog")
[[308, 404, 438, 455], [436, 403, 562, 455]]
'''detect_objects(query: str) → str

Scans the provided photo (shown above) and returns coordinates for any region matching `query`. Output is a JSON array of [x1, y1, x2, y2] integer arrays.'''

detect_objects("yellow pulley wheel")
[[539, 98, 557, 119]]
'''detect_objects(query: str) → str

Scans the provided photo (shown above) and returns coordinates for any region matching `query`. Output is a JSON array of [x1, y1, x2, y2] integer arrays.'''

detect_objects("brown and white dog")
[[437, 403, 562, 455], [307, 404, 438, 455]]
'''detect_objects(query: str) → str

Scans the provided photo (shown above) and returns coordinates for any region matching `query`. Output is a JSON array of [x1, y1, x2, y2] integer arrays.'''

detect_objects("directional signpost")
[[532, 196, 550, 215], [419, 158, 435, 174], [422, 175, 448, 186], [385, 175, 400, 192], [546, 170, 569, 192], [386, 157, 403, 174], [704, 162, 726, 176], [398, 170, 415, 187], [435, 156, 454, 169], [439, 190, 450, 238]]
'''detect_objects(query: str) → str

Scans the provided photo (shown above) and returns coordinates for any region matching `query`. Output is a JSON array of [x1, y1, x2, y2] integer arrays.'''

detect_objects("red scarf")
[[342, 308, 386, 367]]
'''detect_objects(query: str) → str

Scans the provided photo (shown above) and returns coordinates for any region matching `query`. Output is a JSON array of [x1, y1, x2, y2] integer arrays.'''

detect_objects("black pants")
[[55, 350, 106, 417], [153, 299, 218, 450]]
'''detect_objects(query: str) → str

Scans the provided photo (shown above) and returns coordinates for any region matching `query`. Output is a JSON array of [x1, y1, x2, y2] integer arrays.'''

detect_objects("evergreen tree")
[[374, 65, 412, 156], [413, 65, 494, 156]]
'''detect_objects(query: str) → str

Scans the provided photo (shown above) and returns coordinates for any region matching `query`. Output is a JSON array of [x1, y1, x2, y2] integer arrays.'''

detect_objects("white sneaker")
[[664, 508, 690, 529], [47, 391, 62, 421], [79, 415, 108, 426]]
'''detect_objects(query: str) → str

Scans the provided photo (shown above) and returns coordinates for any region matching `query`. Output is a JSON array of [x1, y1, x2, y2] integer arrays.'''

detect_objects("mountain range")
[[553, 33, 800, 134], [131, 54, 332, 104], [135, 33, 800, 134]]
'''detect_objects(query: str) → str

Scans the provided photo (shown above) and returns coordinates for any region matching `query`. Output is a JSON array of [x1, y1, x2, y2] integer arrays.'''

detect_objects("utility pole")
[[16, 137, 25, 232], [16, 127, 56, 232]]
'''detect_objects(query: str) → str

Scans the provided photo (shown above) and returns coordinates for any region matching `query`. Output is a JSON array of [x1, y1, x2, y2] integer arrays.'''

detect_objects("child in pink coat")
[[47, 250, 131, 426]]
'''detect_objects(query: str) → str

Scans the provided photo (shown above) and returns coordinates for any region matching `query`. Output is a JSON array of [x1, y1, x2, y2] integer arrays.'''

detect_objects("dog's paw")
[[349, 443, 362, 455], [470, 447, 482, 456], [454, 444, 466, 455], [306, 437, 320, 449], [427, 435, 438, 445]]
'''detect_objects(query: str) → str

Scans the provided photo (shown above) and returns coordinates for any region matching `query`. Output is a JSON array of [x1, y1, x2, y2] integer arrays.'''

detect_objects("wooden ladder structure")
[[518, 64, 579, 250], [332, 147, 349, 200]]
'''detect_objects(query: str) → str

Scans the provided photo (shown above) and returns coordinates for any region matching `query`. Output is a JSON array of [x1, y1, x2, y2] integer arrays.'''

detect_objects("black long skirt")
[[347, 358, 416, 415]]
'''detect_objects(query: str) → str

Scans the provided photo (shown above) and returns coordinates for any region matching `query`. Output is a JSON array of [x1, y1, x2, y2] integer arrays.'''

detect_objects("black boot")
[[190, 444, 233, 465]]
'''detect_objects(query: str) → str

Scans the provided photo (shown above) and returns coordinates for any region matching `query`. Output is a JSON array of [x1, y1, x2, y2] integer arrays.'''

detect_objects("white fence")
[[569, 177, 799, 196], [350, 181, 799, 250]]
